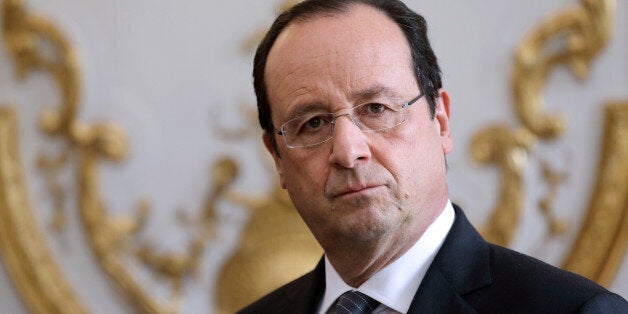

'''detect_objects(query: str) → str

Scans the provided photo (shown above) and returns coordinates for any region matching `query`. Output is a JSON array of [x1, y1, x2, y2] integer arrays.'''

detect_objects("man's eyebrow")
[[351, 85, 401, 102], [282, 85, 400, 120], [284, 102, 327, 120]]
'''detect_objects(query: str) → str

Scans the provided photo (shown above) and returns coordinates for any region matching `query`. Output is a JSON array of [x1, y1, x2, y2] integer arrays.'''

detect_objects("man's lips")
[[332, 184, 383, 198]]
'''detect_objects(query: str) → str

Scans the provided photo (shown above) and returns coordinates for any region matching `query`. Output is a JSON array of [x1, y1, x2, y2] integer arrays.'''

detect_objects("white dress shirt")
[[319, 201, 455, 313]]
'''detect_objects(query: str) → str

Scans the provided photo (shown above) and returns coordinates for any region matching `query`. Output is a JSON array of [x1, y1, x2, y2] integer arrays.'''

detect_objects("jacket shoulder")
[[468, 243, 627, 312]]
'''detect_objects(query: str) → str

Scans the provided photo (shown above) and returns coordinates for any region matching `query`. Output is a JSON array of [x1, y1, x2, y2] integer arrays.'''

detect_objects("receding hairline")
[[280, 2, 399, 32], [264, 2, 414, 90], [285, 1, 357, 24], [264, 3, 416, 118]]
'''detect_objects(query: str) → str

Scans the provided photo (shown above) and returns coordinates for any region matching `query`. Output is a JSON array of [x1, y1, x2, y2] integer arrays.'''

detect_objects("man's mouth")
[[333, 184, 383, 199]]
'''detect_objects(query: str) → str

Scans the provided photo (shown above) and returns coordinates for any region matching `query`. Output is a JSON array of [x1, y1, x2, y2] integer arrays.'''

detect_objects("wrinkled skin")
[[263, 4, 453, 287]]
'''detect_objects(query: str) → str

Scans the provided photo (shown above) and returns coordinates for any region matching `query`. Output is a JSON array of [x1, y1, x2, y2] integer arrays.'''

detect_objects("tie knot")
[[328, 290, 380, 314]]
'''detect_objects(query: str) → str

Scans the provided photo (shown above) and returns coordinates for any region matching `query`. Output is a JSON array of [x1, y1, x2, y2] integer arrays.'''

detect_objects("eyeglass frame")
[[273, 93, 424, 148]]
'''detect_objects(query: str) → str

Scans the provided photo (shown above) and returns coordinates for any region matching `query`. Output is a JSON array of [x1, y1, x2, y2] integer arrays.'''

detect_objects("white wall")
[[0, 1, 625, 313]]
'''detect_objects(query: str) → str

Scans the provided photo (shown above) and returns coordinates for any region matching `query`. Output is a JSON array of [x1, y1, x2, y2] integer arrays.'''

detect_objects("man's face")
[[263, 5, 453, 250]]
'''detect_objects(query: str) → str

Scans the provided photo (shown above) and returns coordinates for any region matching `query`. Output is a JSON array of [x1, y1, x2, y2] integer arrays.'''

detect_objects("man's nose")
[[328, 115, 371, 168]]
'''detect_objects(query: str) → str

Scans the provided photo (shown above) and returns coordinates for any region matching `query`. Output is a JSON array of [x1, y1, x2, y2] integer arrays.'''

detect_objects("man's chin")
[[336, 212, 396, 242]]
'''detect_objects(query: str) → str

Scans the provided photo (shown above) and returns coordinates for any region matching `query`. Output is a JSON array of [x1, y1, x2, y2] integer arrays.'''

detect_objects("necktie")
[[328, 290, 380, 314]]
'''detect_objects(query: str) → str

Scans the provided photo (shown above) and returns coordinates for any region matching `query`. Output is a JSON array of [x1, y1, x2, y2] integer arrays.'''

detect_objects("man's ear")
[[434, 88, 453, 154], [262, 132, 287, 189]]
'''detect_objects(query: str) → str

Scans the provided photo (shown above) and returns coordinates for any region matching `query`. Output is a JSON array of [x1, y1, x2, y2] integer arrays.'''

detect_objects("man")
[[240, 0, 628, 313]]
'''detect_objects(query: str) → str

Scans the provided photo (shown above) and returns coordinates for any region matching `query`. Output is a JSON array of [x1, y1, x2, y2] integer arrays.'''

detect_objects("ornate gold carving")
[[37, 149, 70, 232], [563, 102, 628, 286], [133, 158, 231, 295], [512, 0, 614, 138], [0, 107, 87, 314], [538, 160, 569, 237], [473, 0, 615, 249], [472, 0, 625, 287], [2, 0, 80, 137], [2, 0, 226, 312], [473, 126, 535, 246]]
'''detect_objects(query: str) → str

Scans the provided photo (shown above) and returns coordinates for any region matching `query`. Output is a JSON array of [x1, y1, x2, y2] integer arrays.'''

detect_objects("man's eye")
[[369, 103, 385, 113], [295, 115, 329, 134], [361, 103, 387, 115], [305, 117, 324, 129]]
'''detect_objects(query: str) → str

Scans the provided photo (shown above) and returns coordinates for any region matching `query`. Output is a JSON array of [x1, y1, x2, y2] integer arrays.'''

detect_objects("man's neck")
[[320, 201, 456, 313], [325, 232, 416, 287], [324, 201, 446, 287]]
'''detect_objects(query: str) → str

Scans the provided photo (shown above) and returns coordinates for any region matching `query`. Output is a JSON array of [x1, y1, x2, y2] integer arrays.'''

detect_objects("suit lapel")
[[408, 204, 491, 313], [407, 267, 476, 313], [282, 257, 326, 314]]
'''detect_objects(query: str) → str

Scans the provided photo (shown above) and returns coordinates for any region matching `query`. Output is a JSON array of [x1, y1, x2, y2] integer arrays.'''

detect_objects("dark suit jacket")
[[239, 204, 628, 313]]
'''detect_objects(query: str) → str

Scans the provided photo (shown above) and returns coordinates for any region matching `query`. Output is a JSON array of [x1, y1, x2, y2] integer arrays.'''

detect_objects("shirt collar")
[[320, 200, 455, 313]]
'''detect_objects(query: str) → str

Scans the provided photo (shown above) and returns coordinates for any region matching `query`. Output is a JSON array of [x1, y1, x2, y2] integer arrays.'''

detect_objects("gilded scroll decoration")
[[2, 0, 80, 137], [473, 126, 535, 246], [37, 149, 70, 232], [133, 158, 234, 295], [512, 0, 614, 138], [2, 0, 233, 312], [563, 102, 628, 285], [0, 108, 87, 314], [538, 160, 569, 238], [473, 0, 616, 251]]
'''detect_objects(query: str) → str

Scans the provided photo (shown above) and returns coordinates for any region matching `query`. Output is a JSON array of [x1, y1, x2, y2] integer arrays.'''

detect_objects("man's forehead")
[[264, 4, 413, 100]]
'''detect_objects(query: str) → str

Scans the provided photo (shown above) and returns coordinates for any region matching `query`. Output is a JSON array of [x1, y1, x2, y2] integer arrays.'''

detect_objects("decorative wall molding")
[[563, 102, 628, 285], [476, 0, 618, 251], [0, 107, 87, 314], [1, 0, 222, 312], [513, 0, 614, 139]]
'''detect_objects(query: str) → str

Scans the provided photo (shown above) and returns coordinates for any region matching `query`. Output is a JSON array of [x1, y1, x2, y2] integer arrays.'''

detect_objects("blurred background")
[[0, 0, 626, 313]]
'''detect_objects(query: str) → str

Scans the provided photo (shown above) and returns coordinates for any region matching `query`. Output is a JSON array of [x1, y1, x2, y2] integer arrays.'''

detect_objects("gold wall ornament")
[[472, 0, 626, 288], [472, 126, 535, 246], [2, 0, 80, 137], [0, 107, 87, 314], [37, 149, 70, 232], [2, 0, 230, 312], [76, 136, 228, 312], [473, 0, 615, 249], [563, 102, 628, 286], [538, 160, 569, 238], [133, 158, 232, 295], [512, 0, 614, 138]]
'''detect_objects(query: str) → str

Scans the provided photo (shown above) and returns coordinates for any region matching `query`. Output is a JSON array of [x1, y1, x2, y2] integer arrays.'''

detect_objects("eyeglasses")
[[275, 93, 424, 148]]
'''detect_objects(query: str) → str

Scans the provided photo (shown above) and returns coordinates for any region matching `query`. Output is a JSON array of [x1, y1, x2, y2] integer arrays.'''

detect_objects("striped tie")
[[328, 290, 380, 314]]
